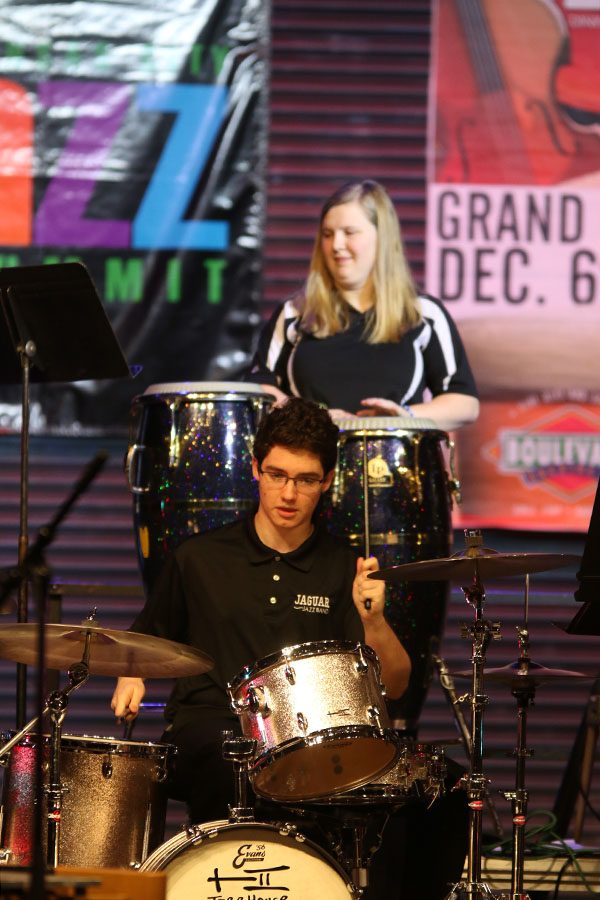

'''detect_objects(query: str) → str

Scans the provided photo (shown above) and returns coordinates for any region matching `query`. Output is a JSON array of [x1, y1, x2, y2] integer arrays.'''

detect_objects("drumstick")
[[361, 430, 372, 610]]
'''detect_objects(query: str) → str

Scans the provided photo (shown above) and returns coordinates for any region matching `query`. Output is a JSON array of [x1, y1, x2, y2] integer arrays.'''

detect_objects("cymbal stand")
[[501, 575, 535, 900], [434, 653, 504, 842], [45, 615, 95, 866], [0, 614, 95, 868], [446, 530, 502, 900]]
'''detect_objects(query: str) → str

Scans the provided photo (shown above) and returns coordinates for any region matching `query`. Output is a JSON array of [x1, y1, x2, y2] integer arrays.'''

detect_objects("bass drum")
[[140, 820, 358, 899], [321, 418, 459, 734], [127, 381, 272, 592]]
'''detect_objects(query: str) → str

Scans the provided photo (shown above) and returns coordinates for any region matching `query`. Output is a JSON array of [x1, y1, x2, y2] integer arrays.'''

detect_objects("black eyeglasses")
[[257, 466, 325, 494]]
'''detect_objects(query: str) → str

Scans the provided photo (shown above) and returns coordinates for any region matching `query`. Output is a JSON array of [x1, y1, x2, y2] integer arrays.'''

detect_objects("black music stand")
[[0, 263, 129, 897], [565, 475, 600, 636], [0, 262, 130, 727], [553, 478, 600, 842]]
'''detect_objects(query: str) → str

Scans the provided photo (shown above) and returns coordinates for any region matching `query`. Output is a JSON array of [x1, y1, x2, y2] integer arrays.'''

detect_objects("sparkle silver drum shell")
[[140, 819, 359, 899], [127, 381, 272, 591], [321, 418, 456, 733], [0, 733, 173, 868], [228, 640, 399, 802], [312, 740, 446, 807]]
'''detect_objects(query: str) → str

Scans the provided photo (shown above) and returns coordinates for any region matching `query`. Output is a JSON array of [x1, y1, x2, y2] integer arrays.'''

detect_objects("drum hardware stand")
[[342, 811, 389, 895], [498, 575, 538, 900], [0, 261, 130, 730], [313, 804, 389, 897], [222, 731, 258, 822], [445, 529, 503, 900], [434, 653, 504, 842], [0, 449, 107, 898]]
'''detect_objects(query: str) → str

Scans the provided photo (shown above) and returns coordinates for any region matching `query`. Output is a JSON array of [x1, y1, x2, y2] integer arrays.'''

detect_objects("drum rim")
[[228, 639, 377, 692], [250, 725, 400, 801], [139, 818, 358, 894], [1, 731, 174, 754], [335, 417, 445, 435], [138, 381, 272, 398]]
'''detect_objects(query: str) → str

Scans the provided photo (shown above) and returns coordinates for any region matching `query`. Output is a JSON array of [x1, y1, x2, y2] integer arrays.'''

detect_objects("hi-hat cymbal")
[[370, 550, 580, 583], [0, 622, 213, 677], [452, 659, 591, 686]]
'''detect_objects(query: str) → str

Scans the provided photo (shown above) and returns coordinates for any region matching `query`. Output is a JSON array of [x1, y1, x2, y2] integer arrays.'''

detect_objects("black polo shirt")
[[131, 516, 363, 725]]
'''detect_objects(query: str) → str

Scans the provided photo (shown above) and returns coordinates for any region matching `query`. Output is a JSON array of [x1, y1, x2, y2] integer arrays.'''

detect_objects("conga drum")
[[321, 417, 460, 735], [127, 382, 272, 591]]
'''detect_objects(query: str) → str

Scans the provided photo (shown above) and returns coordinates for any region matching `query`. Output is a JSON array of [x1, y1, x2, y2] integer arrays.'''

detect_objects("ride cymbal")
[[370, 551, 580, 583], [0, 622, 213, 677]]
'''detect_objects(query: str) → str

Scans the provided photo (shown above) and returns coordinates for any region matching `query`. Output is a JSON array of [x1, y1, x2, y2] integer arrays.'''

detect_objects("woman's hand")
[[356, 397, 404, 417], [260, 384, 289, 405]]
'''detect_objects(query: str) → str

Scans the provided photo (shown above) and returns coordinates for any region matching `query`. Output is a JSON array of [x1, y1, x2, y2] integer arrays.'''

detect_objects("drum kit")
[[0, 382, 588, 900]]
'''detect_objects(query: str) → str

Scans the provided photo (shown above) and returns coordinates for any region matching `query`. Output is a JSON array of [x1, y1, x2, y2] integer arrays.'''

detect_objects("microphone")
[[0, 451, 109, 607]]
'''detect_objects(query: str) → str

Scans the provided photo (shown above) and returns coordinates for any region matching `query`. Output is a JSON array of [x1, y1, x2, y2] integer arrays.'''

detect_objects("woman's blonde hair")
[[300, 180, 421, 343]]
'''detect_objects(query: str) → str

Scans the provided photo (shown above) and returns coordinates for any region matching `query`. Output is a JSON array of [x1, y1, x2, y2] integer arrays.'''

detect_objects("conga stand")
[[446, 531, 502, 900]]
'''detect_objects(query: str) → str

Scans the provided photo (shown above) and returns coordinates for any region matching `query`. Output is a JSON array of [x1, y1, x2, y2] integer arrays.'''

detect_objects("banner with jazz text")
[[0, 0, 270, 434], [426, 0, 600, 532]]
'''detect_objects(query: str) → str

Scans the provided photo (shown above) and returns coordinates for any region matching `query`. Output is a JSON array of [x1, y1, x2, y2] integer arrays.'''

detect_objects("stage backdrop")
[[0, 0, 270, 434], [426, 0, 600, 531]]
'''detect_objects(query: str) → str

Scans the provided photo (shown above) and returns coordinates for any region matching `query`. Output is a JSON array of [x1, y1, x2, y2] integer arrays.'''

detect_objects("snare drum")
[[140, 819, 358, 899], [127, 381, 272, 591], [228, 640, 398, 802], [0, 733, 173, 868], [314, 741, 446, 807], [322, 418, 457, 732]]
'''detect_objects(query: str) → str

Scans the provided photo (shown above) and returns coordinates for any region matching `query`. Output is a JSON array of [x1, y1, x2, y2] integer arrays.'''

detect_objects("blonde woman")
[[251, 179, 479, 431]]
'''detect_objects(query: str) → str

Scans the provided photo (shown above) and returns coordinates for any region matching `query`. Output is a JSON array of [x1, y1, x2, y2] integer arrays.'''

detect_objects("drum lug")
[[355, 645, 369, 673], [0, 847, 13, 865], [367, 705, 383, 728], [247, 686, 270, 717], [296, 712, 308, 733], [125, 443, 150, 494], [102, 756, 113, 779], [446, 438, 462, 506], [284, 663, 296, 684]]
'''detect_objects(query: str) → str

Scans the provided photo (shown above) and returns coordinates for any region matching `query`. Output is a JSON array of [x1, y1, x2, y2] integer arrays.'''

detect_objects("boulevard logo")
[[484, 406, 600, 502], [294, 594, 331, 614]]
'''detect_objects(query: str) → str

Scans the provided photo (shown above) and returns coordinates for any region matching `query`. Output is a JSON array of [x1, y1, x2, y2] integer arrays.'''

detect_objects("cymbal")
[[0, 622, 213, 677], [452, 659, 591, 686], [370, 550, 580, 583]]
